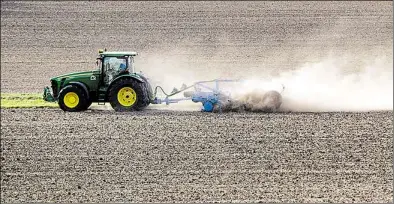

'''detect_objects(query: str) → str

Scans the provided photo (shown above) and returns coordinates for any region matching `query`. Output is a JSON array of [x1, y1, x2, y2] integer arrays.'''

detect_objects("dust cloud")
[[140, 51, 393, 112], [136, 14, 392, 113], [229, 53, 393, 112], [279, 54, 392, 112]]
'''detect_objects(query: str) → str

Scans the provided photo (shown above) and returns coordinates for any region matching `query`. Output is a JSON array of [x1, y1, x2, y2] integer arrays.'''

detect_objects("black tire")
[[108, 78, 149, 112], [139, 75, 153, 101], [58, 85, 88, 112], [83, 100, 93, 110]]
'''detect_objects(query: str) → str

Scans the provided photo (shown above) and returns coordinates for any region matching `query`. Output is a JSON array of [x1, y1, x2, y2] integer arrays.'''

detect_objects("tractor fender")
[[68, 81, 90, 100], [108, 74, 144, 92]]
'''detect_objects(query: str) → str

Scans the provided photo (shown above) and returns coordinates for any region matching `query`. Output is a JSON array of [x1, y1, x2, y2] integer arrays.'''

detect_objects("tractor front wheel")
[[108, 78, 149, 112], [58, 85, 88, 112], [83, 99, 93, 110]]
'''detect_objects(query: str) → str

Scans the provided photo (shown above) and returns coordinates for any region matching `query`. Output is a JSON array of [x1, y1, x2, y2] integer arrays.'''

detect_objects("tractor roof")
[[100, 51, 138, 57]]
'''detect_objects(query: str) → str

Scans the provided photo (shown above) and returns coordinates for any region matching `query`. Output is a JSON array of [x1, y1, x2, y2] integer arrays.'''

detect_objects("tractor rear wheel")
[[108, 78, 149, 112], [58, 85, 88, 112], [139, 75, 153, 101]]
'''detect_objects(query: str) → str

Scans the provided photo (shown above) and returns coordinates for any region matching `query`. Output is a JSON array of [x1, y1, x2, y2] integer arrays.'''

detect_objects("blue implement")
[[152, 79, 240, 112]]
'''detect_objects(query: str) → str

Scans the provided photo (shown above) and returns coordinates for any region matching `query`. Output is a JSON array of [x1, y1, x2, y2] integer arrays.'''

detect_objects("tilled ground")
[[1, 1, 392, 92], [1, 1, 393, 203], [1, 108, 392, 203]]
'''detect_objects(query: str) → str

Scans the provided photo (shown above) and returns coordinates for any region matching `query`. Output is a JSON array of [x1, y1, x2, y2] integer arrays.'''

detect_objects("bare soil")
[[1, 109, 392, 203], [1, 1, 392, 92], [1, 1, 393, 203]]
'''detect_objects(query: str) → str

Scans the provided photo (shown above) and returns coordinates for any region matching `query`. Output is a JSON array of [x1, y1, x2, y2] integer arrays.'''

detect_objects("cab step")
[[97, 88, 107, 105]]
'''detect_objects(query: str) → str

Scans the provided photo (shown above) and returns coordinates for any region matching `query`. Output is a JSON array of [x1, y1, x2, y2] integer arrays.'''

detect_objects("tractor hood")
[[50, 71, 96, 81]]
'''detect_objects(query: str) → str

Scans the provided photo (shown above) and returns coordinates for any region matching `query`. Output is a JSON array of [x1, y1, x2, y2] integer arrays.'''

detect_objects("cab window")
[[104, 57, 127, 72]]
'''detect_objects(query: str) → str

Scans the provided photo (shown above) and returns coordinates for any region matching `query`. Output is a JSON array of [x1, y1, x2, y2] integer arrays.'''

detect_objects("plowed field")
[[1, 1, 392, 203]]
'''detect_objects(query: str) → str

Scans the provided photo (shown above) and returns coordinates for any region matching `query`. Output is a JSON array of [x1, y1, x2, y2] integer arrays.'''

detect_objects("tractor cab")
[[96, 49, 138, 85]]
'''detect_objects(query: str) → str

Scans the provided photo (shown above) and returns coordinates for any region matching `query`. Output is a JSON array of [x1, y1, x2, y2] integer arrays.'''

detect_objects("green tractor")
[[43, 49, 153, 112]]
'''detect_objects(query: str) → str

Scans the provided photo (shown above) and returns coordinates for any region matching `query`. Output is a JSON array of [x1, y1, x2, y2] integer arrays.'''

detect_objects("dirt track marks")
[[1, 1, 392, 92], [1, 109, 392, 202]]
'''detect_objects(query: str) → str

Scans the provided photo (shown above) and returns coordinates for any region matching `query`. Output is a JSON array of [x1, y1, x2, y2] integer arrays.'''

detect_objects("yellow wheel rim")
[[117, 87, 137, 107], [64, 92, 79, 108]]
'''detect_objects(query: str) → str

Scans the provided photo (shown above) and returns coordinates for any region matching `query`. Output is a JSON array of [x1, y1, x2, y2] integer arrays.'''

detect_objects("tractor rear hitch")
[[152, 97, 191, 105]]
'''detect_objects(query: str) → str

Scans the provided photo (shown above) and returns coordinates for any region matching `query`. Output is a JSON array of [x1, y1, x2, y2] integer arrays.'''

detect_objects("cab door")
[[102, 56, 128, 85]]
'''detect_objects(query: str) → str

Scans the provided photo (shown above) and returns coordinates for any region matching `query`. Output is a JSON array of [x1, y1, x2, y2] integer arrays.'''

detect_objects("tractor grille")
[[51, 80, 58, 98]]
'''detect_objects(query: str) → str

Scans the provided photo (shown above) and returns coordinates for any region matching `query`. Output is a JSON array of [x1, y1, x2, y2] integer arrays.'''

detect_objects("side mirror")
[[96, 58, 101, 67]]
